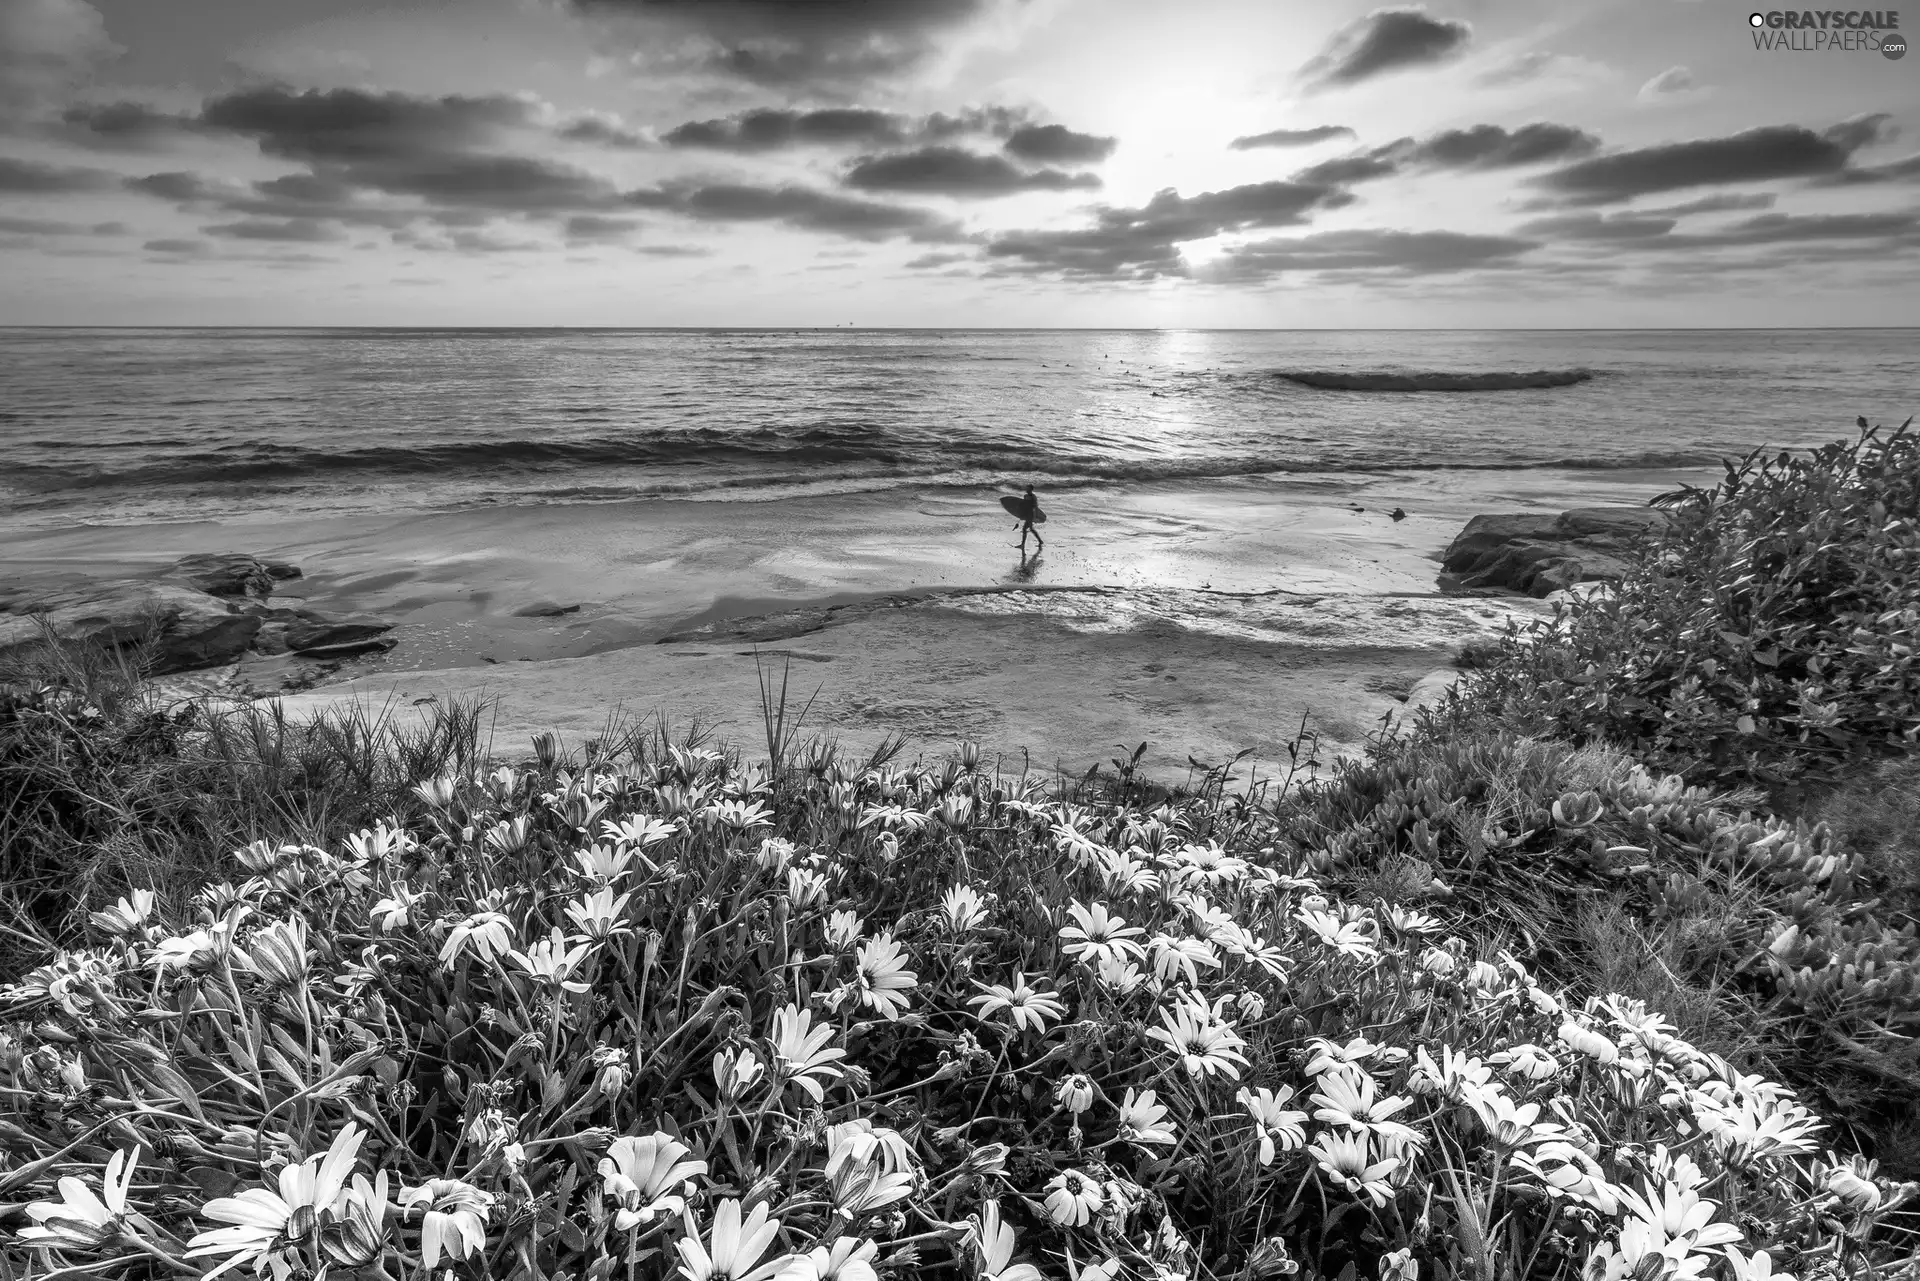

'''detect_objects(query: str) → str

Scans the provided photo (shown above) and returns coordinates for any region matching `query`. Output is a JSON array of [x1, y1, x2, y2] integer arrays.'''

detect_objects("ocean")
[[3, 327, 1913, 532]]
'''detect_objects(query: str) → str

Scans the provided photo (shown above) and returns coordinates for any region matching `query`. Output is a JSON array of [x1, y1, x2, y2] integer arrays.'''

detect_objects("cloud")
[[0, 214, 119, 234], [983, 179, 1352, 280], [1821, 112, 1898, 153], [0, 155, 119, 191], [1299, 7, 1472, 90], [1229, 125, 1356, 151], [843, 146, 1099, 197], [1003, 124, 1115, 164], [357, 154, 624, 210], [52, 100, 202, 150], [556, 112, 652, 148], [1822, 152, 1920, 184], [1534, 123, 1871, 203], [198, 86, 537, 164], [1195, 228, 1536, 283], [1515, 211, 1678, 241], [1292, 122, 1599, 186], [661, 105, 1026, 152], [564, 213, 640, 242], [640, 181, 966, 242], [0, 0, 119, 113], [905, 250, 972, 268], [142, 237, 210, 255], [203, 218, 348, 243], [565, 0, 1004, 88], [1637, 66, 1706, 104], [634, 243, 711, 257], [1635, 192, 1776, 216], [1474, 50, 1555, 86], [1292, 154, 1403, 185]]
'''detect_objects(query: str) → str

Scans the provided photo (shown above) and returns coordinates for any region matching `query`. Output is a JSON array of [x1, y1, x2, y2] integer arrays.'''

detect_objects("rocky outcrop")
[[170, 553, 302, 600], [1276, 369, 1594, 392], [1439, 507, 1669, 598], [0, 554, 395, 680]]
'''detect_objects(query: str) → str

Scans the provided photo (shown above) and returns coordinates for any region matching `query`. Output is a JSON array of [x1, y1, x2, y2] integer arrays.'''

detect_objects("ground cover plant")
[[4, 729, 1918, 1280]]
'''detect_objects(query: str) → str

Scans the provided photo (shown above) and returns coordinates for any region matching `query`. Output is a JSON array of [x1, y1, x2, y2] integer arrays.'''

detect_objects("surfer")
[[1001, 485, 1046, 551]]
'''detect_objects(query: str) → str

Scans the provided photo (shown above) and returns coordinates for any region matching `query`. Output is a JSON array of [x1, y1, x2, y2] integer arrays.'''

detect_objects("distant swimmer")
[[1000, 485, 1046, 551], [1390, 507, 1406, 521]]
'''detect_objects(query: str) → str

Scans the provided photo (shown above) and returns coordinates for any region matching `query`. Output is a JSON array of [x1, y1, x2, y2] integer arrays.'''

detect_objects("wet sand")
[[2, 464, 1713, 784]]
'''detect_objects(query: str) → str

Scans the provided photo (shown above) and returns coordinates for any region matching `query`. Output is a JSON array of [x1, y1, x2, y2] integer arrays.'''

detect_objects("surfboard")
[[1000, 494, 1046, 524]]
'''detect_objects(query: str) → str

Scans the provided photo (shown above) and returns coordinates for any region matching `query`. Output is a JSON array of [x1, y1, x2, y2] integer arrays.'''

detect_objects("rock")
[[513, 601, 583, 618], [0, 581, 261, 674], [285, 614, 394, 653], [170, 553, 301, 600], [1, 550, 397, 679], [292, 636, 397, 661], [1439, 507, 1669, 598]]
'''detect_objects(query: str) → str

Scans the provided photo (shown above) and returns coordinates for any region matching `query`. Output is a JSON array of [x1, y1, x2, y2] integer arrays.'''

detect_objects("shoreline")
[[4, 464, 1710, 782]]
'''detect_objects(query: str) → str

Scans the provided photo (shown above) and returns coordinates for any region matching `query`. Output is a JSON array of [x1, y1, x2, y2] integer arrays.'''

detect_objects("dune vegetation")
[[2, 419, 1916, 1281]]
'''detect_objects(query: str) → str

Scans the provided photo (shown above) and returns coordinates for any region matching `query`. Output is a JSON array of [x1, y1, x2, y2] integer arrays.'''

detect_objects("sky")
[[0, 0, 1916, 326]]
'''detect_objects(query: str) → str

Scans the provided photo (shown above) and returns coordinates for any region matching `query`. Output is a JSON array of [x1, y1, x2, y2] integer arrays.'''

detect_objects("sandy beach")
[[1, 461, 1710, 784]]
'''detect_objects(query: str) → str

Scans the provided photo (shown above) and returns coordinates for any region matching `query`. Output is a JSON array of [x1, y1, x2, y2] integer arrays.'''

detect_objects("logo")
[[1746, 9, 1904, 53]]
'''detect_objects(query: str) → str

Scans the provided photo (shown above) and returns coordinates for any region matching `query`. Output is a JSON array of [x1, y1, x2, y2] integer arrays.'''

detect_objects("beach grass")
[[3, 419, 1919, 1281]]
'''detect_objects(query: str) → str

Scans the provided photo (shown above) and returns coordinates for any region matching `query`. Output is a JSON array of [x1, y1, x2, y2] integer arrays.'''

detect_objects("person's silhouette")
[[1013, 485, 1044, 551]]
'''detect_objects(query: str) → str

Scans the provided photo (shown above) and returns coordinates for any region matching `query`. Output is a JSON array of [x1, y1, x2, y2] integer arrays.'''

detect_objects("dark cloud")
[[1003, 124, 1115, 164], [1292, 154, 1403, 186], [566, 0, 1002, 88], [1293, 122, 1598, 186], [1229, 126, 1356, 151], [203, 218, 348, 244], [1659, 211, 1920, 249], [1515, 212, 1678, 241], [1533, 124, 1866, 204], [635, 244, 712, 257], [1195, 229, 1536, 283], [843, 146, 1099, 197], [1635, 192, 1776, 217], [557, 113, 652, 148], [0, 155, 120, 192], [53, 100, 202, 150], [905, 250, 972, 268], [1299, 7, 1471, 90], [661, 105, 1026, 152], [0, 215, 121, 235], [1509, 209, 1918, 274], [142, 238, 211, 255], [1412, 122, 1598, 168], [564, 214, 640, 242], [984, 180, 1352, 280], [198, 86, 536, 163], [125, 169, 231, 202], [356, 155, 624, 210]]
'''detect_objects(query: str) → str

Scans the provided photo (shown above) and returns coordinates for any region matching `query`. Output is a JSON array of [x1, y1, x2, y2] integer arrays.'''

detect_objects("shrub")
[[1416, 418, 1919, 804], [4, 743, 1917, 1281]]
